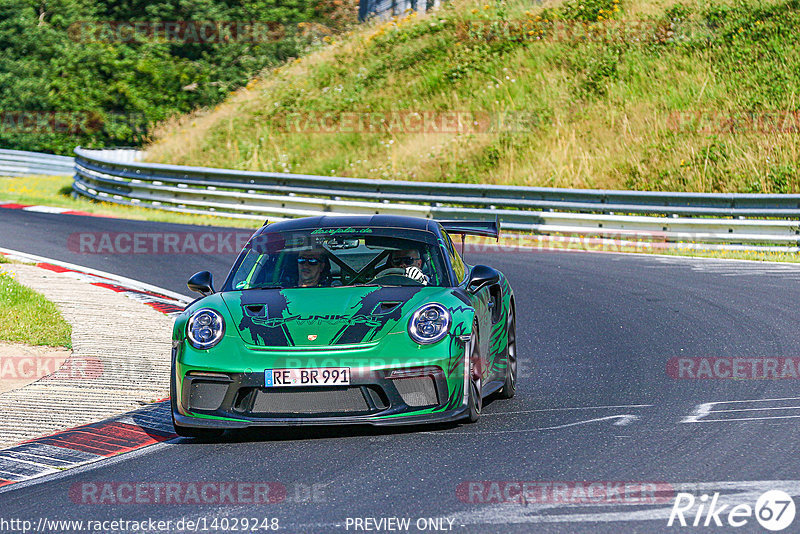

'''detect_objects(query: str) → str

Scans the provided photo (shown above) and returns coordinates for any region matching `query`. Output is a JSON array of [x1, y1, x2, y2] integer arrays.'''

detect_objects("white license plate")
[[264, 367, 350, 387]]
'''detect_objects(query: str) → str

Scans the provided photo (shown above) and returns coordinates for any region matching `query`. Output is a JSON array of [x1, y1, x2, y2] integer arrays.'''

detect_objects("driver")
[[297, 248, 330, 287], [388, 248, 428, 285], [389, 249, 422, 269]]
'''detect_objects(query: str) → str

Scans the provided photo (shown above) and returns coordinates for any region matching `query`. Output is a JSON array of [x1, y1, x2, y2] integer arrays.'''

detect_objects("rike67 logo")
[[668, 490, 795, 531]]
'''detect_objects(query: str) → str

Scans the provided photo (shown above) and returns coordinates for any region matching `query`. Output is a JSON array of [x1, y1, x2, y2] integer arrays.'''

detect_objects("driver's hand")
[[404, 266, 429, 285]]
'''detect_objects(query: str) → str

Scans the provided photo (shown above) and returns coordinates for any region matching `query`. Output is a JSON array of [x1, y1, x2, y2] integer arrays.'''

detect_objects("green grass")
[[146, 0, 800, 193], [0, 175, 262, 229], [652, 248, 800, 262], [0, 269, 72, 348]]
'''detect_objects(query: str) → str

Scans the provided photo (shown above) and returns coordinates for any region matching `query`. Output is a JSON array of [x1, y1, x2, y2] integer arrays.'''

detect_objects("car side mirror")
[[188, 271, 214, 296], [467, 265, 500, 294]]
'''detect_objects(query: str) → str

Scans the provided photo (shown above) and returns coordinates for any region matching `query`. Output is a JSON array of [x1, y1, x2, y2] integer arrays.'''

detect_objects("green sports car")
[[171, 215, 517, 437]]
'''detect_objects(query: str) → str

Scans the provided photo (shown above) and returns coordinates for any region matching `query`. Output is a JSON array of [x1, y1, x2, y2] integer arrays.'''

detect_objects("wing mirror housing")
[[466, 265, 500, 294], [188, 271, 215, 296]]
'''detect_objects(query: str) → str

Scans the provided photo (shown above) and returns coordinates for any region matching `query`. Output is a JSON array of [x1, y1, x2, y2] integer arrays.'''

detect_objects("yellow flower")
[[471, 8, 478, 13], [483, 4, 490, 9]]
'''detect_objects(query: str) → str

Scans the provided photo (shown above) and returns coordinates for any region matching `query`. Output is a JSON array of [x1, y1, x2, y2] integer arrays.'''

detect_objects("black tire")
[[465, 323, 482, 423], [497, 307, 517, 400]]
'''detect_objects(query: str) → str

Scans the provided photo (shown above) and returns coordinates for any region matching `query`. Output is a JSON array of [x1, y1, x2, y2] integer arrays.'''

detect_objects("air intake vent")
[[245, 305, 266, 317], [251, 387, 370, 414], [188, 381, 229, 411], [393, 376, 438, 407]]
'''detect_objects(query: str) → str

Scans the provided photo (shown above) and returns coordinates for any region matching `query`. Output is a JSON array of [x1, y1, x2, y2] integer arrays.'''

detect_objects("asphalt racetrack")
[[2, 209, 800, 533]]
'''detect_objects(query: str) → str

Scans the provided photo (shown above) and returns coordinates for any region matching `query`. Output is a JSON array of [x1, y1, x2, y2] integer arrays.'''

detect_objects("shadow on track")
[[171, 397, 504, 444]]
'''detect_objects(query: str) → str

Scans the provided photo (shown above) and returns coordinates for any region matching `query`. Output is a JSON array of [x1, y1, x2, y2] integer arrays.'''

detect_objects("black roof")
[[256, 215, 439, 236]]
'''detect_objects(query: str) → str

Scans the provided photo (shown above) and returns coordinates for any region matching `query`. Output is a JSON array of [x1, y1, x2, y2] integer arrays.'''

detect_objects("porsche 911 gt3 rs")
[[171, 215, 517, 437]]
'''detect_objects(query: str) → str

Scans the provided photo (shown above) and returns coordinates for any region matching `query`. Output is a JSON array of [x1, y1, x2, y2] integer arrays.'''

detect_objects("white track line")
[[484, 404, 653, 416], [0, 246, 189, 303]]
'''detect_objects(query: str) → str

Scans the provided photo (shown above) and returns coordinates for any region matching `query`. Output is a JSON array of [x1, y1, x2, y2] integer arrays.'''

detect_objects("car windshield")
[[224, 227, 449, 290]]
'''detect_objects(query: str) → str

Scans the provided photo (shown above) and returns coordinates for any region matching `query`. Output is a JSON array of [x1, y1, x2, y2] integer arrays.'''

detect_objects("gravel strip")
[[0, 264, 173, 449]]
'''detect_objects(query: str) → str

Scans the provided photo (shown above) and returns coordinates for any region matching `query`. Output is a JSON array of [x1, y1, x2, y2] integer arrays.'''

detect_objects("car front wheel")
[[465, 322, 482, 423], [497, 307, 517, 400]]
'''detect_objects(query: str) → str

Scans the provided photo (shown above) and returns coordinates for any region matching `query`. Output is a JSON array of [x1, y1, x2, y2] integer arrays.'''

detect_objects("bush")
[[0, 0, 356, 155]]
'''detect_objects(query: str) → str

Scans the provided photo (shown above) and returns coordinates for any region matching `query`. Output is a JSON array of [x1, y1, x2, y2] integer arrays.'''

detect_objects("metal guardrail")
[[73, 147, 800, 245], [0, 149, 74, 177], [359, 0, 441, 21]]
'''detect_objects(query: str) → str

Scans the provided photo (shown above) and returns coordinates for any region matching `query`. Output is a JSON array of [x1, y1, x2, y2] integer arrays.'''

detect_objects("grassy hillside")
[[146, 0, 800, 192]]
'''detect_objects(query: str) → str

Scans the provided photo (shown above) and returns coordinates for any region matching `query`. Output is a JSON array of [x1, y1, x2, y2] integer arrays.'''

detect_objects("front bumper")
[[173, 405, 470, 429], [172, 340, 469, 429]]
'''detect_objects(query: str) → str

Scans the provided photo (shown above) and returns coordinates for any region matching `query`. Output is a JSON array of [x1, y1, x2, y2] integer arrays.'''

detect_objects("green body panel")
[[172, 269, 514, 423], [222, 286, 449, 348]]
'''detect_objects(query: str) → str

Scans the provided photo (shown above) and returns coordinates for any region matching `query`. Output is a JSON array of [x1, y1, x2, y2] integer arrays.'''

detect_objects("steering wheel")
[[369, 267, 424, 286], [372, 267, 406, 278]]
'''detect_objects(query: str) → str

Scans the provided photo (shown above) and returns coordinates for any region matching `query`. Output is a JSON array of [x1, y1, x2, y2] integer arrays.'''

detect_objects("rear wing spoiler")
[[438, 217, 500, 241]]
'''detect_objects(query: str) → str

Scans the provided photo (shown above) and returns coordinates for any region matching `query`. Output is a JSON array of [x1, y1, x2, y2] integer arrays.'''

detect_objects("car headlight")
[[187, 309, 225, 349], [408, 303, 451, 345]]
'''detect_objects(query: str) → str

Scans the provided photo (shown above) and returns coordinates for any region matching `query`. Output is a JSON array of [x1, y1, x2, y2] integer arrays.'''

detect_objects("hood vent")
[[372, 301, 402, 315], [245, 305, 266, 318]]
